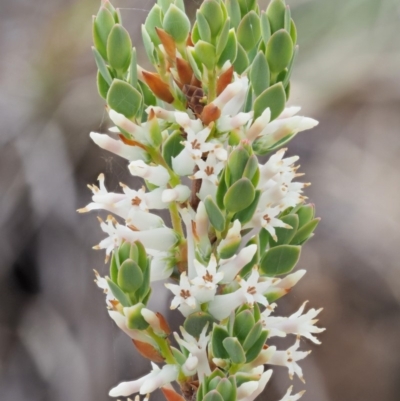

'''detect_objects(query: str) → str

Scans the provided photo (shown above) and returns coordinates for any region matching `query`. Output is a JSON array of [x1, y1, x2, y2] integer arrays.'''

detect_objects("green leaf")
[[117, 259, 143, 292], [125, 303, 149, 330], [250, 52, 270, 97], [237, 11, 261, 52], [227, 146, 249, 185], [296, 204, 315, 227], [196, 11, 212, 43], [212, 325, 230, 359], [234, 190, 261, 225], [208, 377, 222, 392], [97, 70, 110, 100], [138, 80, 157, 108], [141, 25, 156, 64], [184, 312, 215, 338], [163, 4, 191, 43], [290, 19, 297, 45], [218, 29, 238, 67], [92, 47, 112, 85], [109, 252, 119, 283], [282, 45, 298, 88], [260, 11, 271, 44], [107, 79, 142, 118], [243, 155, 259, 184], [216, 379, 233, 401], [284, 5, 291, 32], [217, 19, 231, 58], [266, 29, 293, 73], [245, 330, 268, 362], [107, 278, 131, 307], [266, 0, 286, 33], [144, 4, 163, 45], [200, 0, 224, 37], [226, 0, 241, 29], [163, 130, 185, 168], [195, 41, 216, 70], [205, 196, 226, 232], [274, 214, 299, 246], [238, 0, 257, 16], [118, 242, 132, 262], [224, 178, 255, 213], [216, 169, 228, 210], [260, 245, 301, 276], [158, 0, 174, 14], [234, 310, 255, 343], [291, 218, 320, 245], [188, 48, 203, 80], [107, 24, 132, 73], [253, 82, 286, 121], [203, 390, 224, 401], [223, 337, 246, 364], [243, 321, 263, 351], [93, 7, 115, 60]]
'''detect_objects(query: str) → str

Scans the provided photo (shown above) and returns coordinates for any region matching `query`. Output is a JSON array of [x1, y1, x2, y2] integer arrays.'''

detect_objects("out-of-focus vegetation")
[[0, 1, 399, 400]]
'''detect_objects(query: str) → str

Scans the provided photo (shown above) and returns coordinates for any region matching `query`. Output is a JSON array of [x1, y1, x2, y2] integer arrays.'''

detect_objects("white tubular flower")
[[217, 112, 253, 133], [194, 154, 225, 186], [248, 205, 292, 241], [162, 185, 191, 203], [237, 268, 272, 307], [94, 216, 124, 259], [258, 148, 299, 186], [266, 338, 311, 382], [109, 110, 148, 143], [165, 272, 197, 310], [246, 108, 271, 142], [120, 185, 167, 211], [264, 270, 306, 300], [261, 302, 325, 344], [90, 132, 148, 161], [129, 160, 170, 187], [182, 354, 199, 376], [174, 325, 211, 381], [180, 208, 196, 279], [109, 363, 179, 397], [217, 75, 249, 116], [116, 225, 178, 252], [191, 254, 224, 303], [237, 369, 273, 401], [277, 386, 305, 401], [94, 270, 115, 307], [148, 250, 173, 282], [218, 244, 258, 284], [208, 290, 248, 320]]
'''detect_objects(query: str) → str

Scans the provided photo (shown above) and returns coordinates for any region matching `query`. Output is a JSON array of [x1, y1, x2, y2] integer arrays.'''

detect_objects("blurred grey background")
[[1, 0, 399, 400]]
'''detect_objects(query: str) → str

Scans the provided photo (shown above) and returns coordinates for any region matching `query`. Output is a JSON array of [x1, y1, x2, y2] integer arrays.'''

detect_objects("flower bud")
[[217, 220, 241, 259]]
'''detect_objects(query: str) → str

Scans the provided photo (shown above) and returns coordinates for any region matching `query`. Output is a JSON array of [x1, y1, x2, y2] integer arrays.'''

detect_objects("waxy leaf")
[[260, 245, 301, 276], [291, 218, 320, 245], [296, 204, 315, 227], [224, 178, 255, 213], [205, 196, 226, 232], [125, 303, 149, 330], [227, 146, 249, 184], [223, 337, 246, 364], [238, 0, 257, 16], [250, 52, 270, 97], [218, 29, 238, 67], [245, 330, 268, 362], [237, 11, 261, 52], [163, 5, 190, 43], [226, 0, 241, 29], [203, 391, 224, 401], [274, 214, 299, 246], [217, 20, 231, 58], [93, 7, 115, 60], [253, 82, 286, 121], [234, 190, 261, 225], [195, 41, 216, 70], [97, 70, 110, 100], [260, 11, 271, 44], [107, 278, 131, 307], [184, 311, 215, 338], [196, 11, 212, 43], [107, 24, 132, 72], [92, 47, 113, 85], [144, 4, 163, 45], [266, 0, 286, 33], [234, 310, 255, 343], [243, 321, 263, 351], [266, 29, 293, 73], [117, 259, 143, 292], [200, 0, 224, 36], [212, 325, 230, 359], [107, 79, 142, 118]]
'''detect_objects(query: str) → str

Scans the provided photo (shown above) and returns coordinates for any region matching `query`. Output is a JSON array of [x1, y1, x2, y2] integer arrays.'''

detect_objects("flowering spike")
[[84, 0, 323, 399]]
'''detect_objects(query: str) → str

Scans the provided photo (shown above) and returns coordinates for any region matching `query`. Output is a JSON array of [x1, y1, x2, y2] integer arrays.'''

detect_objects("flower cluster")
[[82, 0, 324, 400]]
